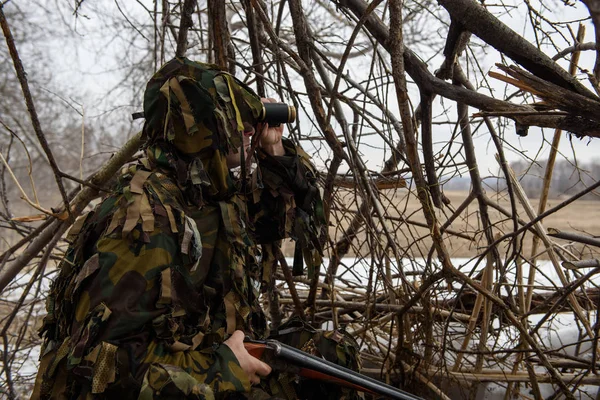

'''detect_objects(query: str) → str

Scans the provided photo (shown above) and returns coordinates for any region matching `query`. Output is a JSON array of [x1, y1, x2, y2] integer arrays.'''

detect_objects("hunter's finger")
[[250, 374, 261, 385], [254, 358, 272, 377]]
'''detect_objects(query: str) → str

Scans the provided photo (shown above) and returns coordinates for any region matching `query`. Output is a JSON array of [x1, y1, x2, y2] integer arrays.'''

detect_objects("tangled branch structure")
[[1, 0, 600, 398]]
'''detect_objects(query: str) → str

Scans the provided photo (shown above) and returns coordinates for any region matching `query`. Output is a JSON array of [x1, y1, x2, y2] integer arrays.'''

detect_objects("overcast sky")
[[6, 0, 599, 179]]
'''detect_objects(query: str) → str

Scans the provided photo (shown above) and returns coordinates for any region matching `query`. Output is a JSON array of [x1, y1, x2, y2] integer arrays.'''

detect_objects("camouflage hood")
[[142, 57, 264, 202]]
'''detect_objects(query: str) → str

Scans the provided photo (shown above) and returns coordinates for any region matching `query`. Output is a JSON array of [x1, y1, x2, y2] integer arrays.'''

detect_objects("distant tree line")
[[506, 158, 600, 200], [442, 158, 600, 200]]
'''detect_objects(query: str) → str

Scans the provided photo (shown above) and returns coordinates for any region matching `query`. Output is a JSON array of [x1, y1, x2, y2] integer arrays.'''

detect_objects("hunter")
[[31, 57, 360, 399]]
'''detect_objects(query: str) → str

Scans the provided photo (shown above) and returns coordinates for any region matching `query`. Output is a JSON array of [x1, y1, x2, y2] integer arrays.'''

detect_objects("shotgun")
[[244, 338, 424, 400]]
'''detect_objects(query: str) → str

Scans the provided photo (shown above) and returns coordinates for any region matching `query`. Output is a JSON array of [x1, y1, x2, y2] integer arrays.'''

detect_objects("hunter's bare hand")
[[224, 330, 272, 385]]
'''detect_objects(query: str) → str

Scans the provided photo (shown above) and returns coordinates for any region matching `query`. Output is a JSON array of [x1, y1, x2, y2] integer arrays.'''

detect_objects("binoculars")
[[260, 103, 297, 126], [133, 102, 297, 126]]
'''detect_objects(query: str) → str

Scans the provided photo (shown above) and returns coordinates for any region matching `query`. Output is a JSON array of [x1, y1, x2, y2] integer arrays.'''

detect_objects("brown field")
[[315, 189, 600, 260]]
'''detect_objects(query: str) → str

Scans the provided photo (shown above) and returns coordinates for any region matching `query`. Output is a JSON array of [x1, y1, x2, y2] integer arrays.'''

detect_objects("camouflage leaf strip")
[[130, 170, 152, 194], [91, 342, 118, 393], [221, 74, 245, 136], [182, 215, 202, 273], [83, 343, 101, 363], [46, 337, 71, 377], [157, 268, 172, 306], [191, 331, 205, 350], [165, 205, 178, 233], [106, 207, 125, 235], [165, 77, 196, 135], [190, 158, 211, 186], [218, 201, 243, 245], [213, 75, 239, 142], [224, 291, 237, 334], [140, 156, 151, 170], [169, 341, 192, 352], [158, 80, 174, 141], [213, 105, 236, 143], [181, 216, 194, 255], [122, 191, 143, 238], [73, 254, 100, 294], [140, 193, 155, 232], [67, 212, 90, 240], [213, 74, 231, 102]]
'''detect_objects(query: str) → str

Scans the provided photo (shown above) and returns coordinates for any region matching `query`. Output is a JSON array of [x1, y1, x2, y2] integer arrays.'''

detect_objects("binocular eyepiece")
[[260, 103, 297, 126]]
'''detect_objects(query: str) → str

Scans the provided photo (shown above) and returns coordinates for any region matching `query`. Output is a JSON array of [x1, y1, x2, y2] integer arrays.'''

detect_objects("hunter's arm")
[[249, 138, 325, 275]]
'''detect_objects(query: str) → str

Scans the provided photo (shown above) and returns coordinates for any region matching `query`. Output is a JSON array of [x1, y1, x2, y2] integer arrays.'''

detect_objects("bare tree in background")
[[2, 0, 600, 398]]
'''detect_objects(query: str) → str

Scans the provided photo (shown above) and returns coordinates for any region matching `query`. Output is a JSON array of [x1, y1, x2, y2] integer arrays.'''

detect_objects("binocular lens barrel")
[[261, 103, 296, 125]]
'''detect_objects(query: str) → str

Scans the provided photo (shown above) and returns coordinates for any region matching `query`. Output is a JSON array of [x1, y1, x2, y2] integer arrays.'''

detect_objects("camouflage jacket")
[[32, 138, 324, 400]]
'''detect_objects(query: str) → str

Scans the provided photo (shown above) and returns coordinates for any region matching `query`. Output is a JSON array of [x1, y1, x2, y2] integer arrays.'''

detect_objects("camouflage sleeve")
[[139, 343, 250, 400], [250, 138, 325, 277], [252, 138, 323, 241]]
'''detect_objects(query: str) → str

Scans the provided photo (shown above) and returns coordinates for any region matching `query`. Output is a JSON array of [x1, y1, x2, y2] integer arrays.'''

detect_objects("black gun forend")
[[244, 338, 424, 400]]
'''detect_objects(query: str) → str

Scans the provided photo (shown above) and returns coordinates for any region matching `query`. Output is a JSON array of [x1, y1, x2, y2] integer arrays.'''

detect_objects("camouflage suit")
[[31, 58, 357, 400]]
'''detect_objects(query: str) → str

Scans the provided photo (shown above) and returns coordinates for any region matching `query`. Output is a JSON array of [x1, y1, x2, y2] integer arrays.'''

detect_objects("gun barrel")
[[254, 339, 423, 400]]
